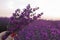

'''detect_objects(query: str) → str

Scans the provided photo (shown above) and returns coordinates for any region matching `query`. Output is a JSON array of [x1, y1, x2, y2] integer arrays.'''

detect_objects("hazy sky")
[[0, 0, 60, 20]]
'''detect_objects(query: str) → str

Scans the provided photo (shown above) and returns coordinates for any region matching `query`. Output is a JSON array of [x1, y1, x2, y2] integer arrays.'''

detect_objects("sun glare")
[[7, 1, 14, 9]]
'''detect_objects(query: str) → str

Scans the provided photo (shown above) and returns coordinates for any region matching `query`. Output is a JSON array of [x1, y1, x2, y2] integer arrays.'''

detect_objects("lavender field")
[[14, 19, 60, 40], [0, 17, 60, 40]]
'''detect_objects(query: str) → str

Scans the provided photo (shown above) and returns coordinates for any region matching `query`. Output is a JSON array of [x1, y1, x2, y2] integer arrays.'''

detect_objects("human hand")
[[0, 31, 14, 40]]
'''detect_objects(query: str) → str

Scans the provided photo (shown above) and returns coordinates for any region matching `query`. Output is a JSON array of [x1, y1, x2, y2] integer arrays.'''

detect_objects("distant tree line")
[[0, 17, 9, 33]]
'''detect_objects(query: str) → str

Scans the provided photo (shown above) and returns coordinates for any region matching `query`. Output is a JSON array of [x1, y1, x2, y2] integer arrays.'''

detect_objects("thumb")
[[0, 31, 7, 40]]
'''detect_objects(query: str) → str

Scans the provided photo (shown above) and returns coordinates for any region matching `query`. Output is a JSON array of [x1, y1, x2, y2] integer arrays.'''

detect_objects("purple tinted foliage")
[[0, 17, 9, 25], [2, 4, 60, 40]]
